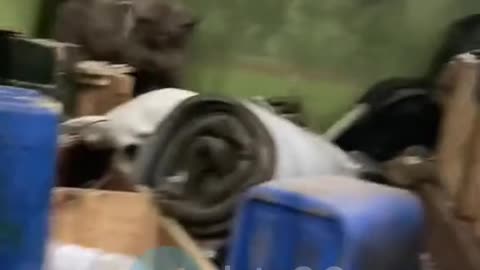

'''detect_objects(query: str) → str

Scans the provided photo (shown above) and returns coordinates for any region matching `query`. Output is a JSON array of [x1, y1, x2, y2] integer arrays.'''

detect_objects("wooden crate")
[[421, 184, 480, 270], [428, 51, 480, 270], [435, 52, 480, 223], [50, 188, 216, 270], [436, 54, 480, 200]]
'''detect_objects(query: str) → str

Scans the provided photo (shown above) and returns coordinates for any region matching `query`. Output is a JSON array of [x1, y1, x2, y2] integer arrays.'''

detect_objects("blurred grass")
[[183, 0, 480, 131], [0, 0, 42, 35], [187, 65, 360, 131]]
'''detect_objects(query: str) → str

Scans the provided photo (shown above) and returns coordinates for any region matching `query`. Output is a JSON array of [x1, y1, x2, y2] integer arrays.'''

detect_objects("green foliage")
[[183, 0, 480, 129], [0, 0, 43, 35]]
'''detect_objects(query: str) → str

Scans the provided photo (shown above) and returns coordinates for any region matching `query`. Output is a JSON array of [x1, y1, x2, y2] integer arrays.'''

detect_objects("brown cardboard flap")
[[74, 61, 134, 116], [50, 188, 217, 270], [51, 188, 158, 256]]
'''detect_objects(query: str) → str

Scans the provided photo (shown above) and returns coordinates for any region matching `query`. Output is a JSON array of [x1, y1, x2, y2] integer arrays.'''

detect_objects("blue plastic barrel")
[[228, 177, 424, 270], [0, 86, 58, 270], [0, 86, 41, 99]]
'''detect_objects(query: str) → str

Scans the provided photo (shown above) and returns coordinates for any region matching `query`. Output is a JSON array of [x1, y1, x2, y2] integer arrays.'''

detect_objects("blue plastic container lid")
[[0, 86, 41, 98], [0, 85, 62, 114]]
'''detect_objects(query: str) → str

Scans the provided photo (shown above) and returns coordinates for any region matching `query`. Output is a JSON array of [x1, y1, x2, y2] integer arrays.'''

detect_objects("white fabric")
[[60, 88, 197, 178], [105, 88, 197, 148], [45, 243, 135, 270], [61, 88, 197, 149], [245, 102, 358, 180]]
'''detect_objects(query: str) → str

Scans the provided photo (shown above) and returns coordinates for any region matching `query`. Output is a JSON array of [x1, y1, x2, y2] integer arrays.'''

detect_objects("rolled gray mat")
[[135, 95, 358, 239]]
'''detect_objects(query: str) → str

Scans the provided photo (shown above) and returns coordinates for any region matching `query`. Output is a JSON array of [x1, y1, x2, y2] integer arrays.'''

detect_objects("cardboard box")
[[74, 62, 134, 116], [50, 188, 216, 269]]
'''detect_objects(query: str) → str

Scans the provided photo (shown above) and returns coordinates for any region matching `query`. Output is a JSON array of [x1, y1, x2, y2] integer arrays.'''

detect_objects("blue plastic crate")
[[228, 177, 424, 270], [0, 87, 58, 270]]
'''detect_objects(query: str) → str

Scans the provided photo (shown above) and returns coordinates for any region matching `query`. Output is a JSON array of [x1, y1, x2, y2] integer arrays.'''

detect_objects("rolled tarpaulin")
[[135, 95, 358, 239]]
